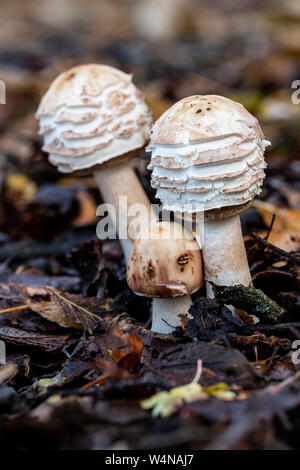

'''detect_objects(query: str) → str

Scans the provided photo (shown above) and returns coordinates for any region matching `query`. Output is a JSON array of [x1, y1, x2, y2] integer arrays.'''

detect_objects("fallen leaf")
[[22, 286, 110, 333], [254, 200, 300, 251], [37, 372, 66, 394], [228, 332, 291, 354], [0, 363, 18, 384], [128, 333, 144, 356], [0, 326, 68, 352], [109, 332, 143, 371], [109, 348, 127, 362]]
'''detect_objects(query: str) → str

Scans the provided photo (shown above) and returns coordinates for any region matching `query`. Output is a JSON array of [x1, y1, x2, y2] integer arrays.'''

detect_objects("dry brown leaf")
[[0, 363, 18, 384], [109, 348, 128, 362], [254, 200, 300, 251], [22, 286, 109, 333], [0, 326, 68, 352], [108, 329, 143, 372], [128, 333, 144, 356]]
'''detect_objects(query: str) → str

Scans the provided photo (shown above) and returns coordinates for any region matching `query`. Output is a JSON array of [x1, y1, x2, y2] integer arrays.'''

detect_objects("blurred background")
[[0, 0, 299, 250]]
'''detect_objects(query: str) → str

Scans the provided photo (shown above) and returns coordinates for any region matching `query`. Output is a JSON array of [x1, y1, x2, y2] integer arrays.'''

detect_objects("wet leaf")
[[0, 326, 68, 352]]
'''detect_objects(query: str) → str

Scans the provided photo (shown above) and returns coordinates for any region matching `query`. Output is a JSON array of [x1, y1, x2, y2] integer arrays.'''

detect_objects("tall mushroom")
[[147, 95, 270, 295], [127, 221, 203, 333], [36, 64, 155, 261]]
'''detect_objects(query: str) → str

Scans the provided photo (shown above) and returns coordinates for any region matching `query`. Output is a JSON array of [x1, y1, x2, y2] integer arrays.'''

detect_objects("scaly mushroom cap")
[[127, 221, 203, 298], [148, 95, 270, 213], [36, 64, 151, 173]]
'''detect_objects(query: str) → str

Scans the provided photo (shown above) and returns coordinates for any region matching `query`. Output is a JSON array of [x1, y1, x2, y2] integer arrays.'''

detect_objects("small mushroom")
[[36, 64, 154, 261], [127, 221, 203, 333], [148, 95, 271, 294]]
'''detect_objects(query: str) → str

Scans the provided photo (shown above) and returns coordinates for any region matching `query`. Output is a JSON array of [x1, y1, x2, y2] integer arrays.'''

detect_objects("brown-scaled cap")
[[36, 64, 151, 173], [149, 94, 264, 146], [148, 95, 270, 213]]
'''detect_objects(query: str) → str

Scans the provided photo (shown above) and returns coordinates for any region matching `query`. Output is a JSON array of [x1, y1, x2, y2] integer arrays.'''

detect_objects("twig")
[[265, 214, 276, 241], [288, 326, 300, 339], [0, 305, 28, 315], [80, 374, 108, 392], [250, 322, 300, 332], [0, 240, 80, 261]]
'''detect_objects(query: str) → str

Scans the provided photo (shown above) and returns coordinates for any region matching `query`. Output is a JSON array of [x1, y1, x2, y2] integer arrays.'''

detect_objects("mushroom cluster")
[[147, 95, 270, 293], [37, 64, 154, 261]]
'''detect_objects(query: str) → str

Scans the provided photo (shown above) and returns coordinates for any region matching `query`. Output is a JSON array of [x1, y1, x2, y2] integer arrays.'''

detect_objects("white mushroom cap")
[[127, 221, 203, 298], [36, 64, 152, 173], [148, 95, 270, 213]]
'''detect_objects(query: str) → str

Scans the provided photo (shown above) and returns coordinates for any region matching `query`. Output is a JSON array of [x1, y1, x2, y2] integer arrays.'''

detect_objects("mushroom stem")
[[94, 159, 156, 262], [201, 215, 251, 297], [152, 296, 192, 334]]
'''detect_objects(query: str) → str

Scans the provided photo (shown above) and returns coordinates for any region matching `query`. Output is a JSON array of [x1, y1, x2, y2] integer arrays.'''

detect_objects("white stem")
[[201, 215, 251, 297], [152, 296, 192, 334], [94, 160, 156, 264]]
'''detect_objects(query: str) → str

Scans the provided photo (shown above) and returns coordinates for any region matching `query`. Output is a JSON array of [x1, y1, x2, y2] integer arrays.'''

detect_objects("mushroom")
[[147, 95, 271, 295], [36, 64, 154, 261], [127, 221, 203, 333]]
